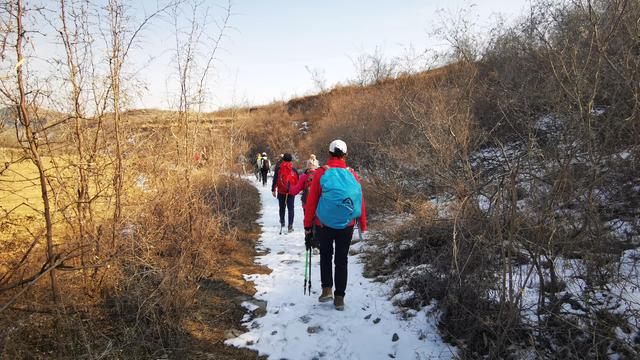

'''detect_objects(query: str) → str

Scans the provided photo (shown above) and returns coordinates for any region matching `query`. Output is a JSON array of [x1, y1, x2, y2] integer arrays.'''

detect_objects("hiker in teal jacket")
[[303, 140, 367, 311]]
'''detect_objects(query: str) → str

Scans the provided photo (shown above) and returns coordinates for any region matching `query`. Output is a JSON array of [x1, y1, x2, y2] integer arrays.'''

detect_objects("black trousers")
[[317, 225, 354, 297], [260, 169, 268, 186], [277, 193, 295, 227]]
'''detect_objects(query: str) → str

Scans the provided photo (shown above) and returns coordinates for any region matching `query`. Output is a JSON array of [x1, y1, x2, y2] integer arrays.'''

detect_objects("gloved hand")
[[304, 227, 313, 250]]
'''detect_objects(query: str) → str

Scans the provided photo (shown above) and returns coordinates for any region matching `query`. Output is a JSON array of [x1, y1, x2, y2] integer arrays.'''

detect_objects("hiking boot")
[[288, 225, 294, 233], [334, 296, 345, 311], [318, 287, 333, 303]]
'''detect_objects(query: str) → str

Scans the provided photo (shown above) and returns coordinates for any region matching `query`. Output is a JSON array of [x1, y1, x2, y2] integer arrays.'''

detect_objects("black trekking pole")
[[307, 249, 312, 295], [303, 249, 309, 295]]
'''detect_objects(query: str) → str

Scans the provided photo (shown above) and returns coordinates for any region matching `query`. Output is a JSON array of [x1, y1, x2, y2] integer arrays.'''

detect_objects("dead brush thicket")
[[0, 1, 264, 358], [293, 0, 640, 358], [239, 103, 302, 158], [102, 173, 243, 355]]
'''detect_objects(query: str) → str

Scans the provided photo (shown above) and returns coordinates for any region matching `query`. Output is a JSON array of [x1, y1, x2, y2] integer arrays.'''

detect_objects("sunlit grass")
[[0, 149, 116, 243]]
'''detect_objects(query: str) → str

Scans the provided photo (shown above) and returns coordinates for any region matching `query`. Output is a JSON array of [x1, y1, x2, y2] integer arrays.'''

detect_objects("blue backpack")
[[316, 166, 362, 229]]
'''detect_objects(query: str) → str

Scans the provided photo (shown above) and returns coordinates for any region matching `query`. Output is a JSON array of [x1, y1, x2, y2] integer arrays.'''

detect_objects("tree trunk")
[[15, 0, 59, 303]]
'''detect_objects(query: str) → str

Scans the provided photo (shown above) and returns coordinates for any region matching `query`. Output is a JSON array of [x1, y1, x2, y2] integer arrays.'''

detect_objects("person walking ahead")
[[272, 153, 299, 233], [306, 154, 319, 170], [255, 153, 262, 180], [304, 140, 366, 311], [289, 160, 318, 213], [260, 153, 271, 186]]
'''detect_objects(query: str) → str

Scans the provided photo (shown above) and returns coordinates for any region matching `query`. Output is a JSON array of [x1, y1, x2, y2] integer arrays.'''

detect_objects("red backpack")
[[277, 162, 298, 194]]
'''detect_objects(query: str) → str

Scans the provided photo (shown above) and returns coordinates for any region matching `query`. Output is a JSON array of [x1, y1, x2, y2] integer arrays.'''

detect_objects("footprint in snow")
[[280, 260, 300, 264]]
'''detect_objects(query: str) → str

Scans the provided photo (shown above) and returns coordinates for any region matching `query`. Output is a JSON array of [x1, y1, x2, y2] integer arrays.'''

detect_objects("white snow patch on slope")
[[225, 178, 455, 359]]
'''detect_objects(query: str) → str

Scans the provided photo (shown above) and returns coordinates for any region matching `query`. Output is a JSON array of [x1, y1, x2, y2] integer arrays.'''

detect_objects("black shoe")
[[288, 225, 293, 233]]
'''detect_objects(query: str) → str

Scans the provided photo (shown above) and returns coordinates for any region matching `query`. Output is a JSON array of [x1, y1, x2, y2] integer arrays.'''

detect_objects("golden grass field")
[[0, 147, 119, 245], [1, 148, 47, 218]]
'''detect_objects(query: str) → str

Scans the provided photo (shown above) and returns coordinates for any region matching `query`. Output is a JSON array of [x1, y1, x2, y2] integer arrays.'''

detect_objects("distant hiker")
[[260, 153, 271, 186], [272, 153, 299, 233], [255, 153, 262, 180], [306, 154, 319, 170], [304, 140, 366, 311]]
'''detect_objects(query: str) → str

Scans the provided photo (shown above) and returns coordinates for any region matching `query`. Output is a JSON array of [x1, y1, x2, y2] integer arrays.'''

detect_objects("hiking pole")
[[308, 249, 312, 295], [303, 249, 309, 295]]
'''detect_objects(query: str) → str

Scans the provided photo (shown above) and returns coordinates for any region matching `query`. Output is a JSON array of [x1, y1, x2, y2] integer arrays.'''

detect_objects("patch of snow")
[[121, 223, 135, 237], [478, 194, 491, 212], [135, 175, 147, 190], [430, 195, 455, 219], [225, 178, 455, 359], [617, 151, 632, 161], [391, 290, 416, 305], [241, 301, 260, 313], [534, 115, 560, 131]]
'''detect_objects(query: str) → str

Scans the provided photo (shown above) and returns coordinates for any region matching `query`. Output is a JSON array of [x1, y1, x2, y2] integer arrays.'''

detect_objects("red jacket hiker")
[[272, 161, 299, 195], [303, 157, 367, 232], [289, 168, 315, 194], [289, 172, 308, 196]]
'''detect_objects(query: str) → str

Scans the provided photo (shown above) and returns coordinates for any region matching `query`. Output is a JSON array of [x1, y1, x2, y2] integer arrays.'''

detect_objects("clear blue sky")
[[134, 0, 532, 110]]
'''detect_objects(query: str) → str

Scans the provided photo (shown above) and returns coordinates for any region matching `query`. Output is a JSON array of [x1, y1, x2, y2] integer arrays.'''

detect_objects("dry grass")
[[0, 171, 267, 359], [0, 102, 265, 358]]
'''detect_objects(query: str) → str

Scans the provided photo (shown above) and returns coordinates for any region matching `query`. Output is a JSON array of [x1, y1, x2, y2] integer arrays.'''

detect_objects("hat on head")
[[283, 153, 293, 162], [310, 154, 316, 160], [262, 152, 267, 156], [329, 140, 347, 155]]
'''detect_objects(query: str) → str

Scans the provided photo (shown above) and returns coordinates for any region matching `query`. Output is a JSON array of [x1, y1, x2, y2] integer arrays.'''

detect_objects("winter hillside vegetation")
[[240, 1, 640, 358], [0, 0, 639, 359]]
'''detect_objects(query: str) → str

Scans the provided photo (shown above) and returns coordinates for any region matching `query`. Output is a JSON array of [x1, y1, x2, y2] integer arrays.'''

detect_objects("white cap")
[[329, 139, 347, 154]]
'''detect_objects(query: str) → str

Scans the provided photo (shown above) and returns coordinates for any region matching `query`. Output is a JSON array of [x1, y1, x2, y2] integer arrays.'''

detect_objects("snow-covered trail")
[[226, 178, 454, 359]]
